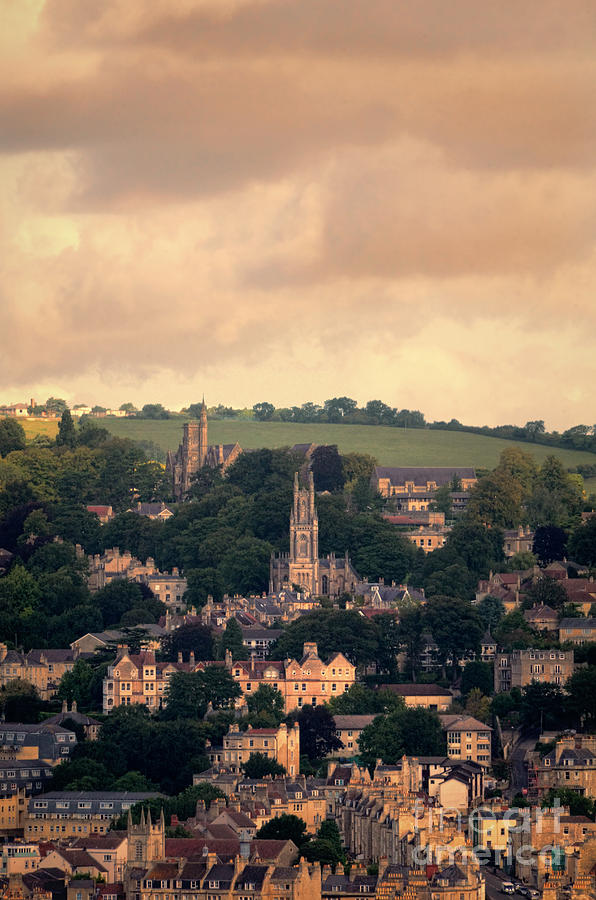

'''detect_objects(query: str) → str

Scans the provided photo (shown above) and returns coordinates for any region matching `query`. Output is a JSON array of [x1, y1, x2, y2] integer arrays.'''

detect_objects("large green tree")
[[269, 609, 380, 667], [422, 595, 483, 669], [288, 705, 341, 761], [359, 707, 445, 770], [0, 418, 26, 456]]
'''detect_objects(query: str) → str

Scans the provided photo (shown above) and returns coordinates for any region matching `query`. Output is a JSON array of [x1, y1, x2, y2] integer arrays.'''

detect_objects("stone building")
[[207, 723, 300, 777], [166, 401, 242, 501], [229, 642, 356, 713], [372, 467, 477, 508], [439, 715, 493, 767], [0, 646, 76, 702], [23, 791, 161, 841], [131, 854, 321, 900], [533, 735, 596, 799], [494, 648, 574, 693], [269, 473, 359, 597], [103, 647, 203, 713]]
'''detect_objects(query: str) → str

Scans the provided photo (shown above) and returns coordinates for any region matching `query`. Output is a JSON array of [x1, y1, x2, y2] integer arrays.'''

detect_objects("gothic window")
[[299, 535, 308, 558], [322, 575, 329, 594], [135, 841, 143, 860], [299, 498, 307, 522]]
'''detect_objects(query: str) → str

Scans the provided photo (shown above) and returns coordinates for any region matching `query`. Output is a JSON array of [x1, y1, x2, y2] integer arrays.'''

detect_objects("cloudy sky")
[[1, 0, 595, 428]]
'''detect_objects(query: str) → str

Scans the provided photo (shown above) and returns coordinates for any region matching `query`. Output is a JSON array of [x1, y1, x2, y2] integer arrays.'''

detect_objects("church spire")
[[199, 395, 208, 467]]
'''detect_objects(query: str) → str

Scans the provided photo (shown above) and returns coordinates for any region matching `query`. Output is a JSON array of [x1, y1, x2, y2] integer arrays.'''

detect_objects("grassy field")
[[19, 416, 596, 471], [21, 419, 60, 440]]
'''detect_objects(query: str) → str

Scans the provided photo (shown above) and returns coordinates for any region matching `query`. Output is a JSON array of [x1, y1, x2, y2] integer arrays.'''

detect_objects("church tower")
[[127, 806, 165, 867], [198, 397, 208, 468], [288, 471, 319, 593]]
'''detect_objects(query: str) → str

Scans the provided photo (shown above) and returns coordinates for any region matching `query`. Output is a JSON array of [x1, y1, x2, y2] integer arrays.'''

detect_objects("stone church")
[[166, 400, 242, 501], [270, 471, 360, 597]]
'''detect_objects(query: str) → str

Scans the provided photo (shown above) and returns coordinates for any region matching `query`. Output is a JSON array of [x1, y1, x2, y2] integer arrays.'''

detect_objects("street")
[[508, 733, 538, 799]]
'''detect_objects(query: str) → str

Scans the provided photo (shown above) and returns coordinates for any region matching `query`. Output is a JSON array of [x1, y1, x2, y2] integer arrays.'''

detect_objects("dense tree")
[[566, 667, 596, 731], [364, 400, 396, 426], [359, 707, 445, 770], [341, 453, 376, 487], [94, 579, 162, 627], [182, 567, 224, 606], [461, 661, 494, 699], [270, 609, 380, 667], [163, 667, 241, 720], [324, 397, 357, 423], [218, 536, 273, 595], [494, 609, 538, 650], [56, 410, 77, 448], [541, 788, 594, 819], [523, 576, 568, 611], [256, 814, 308, 851], [166, 624, 215, 662], [288, 705, 342, 761], [311, 445, 345, 492], [0, 679, 42, 722], [464, 688, 491, 723], [430, 484, 452, 517], [221, 617, 245, 661], [243, 752, 286, 778], [246, 684, 285, 726], [568, 517, 596, 566], [252, 402, 275, 421], [303, 819, 346, 866], [328, 684, 405, 716], [45, 397, 68, 414], [477, 595, 505, 632], [520, 682, 568, 731], [57, 659, 98, 710], [467, 470, 524, 528], [0, 418, 26, 456], [527, 457, 584, 527], [140, 404, 170, 419], [422, 595, 483, 669], [533, 526, 568, 565]]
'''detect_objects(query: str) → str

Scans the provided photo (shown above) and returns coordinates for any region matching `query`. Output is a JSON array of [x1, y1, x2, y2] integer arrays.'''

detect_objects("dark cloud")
[[0, 0, 594, 427]]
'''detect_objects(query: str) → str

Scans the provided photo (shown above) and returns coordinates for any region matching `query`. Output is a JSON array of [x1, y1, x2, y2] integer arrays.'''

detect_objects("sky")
[[1, 0, 595, 430]]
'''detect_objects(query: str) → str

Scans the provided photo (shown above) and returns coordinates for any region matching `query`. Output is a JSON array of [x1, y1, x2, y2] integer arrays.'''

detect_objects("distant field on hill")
[[21, 419, 59, 440], [25, 416, 591, 471]]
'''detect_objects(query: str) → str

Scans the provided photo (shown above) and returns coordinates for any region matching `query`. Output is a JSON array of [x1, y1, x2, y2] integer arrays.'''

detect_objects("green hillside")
[[75, 417, 596, 471]]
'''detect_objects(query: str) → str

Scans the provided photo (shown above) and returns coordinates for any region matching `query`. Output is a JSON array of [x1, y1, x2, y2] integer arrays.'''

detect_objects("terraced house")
[[0, 645, 76, 701], [229, 643, 356, 713], [103, 647, 200, 713]]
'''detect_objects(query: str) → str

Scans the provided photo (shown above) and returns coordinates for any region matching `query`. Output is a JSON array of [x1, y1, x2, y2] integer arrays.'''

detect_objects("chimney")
[[62, 700, 68, 713], [178, 652, 183, 663], [239, 831, 251, 859], [189, 651, 195, 666], [71, 700, 77, 713], [225, 649, 232, 668]]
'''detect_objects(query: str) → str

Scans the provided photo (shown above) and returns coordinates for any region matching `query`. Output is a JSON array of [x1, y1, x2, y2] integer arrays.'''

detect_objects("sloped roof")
[[373, 466, 476, 486], [379, 683, 452, 697]]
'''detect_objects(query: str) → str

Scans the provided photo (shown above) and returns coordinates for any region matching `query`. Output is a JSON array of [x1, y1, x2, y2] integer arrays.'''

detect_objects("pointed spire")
[[160, 806, 165, 829], [147, 806, 152, 828], [140, 806, 146, 828], [127, 807, 133, 831]]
